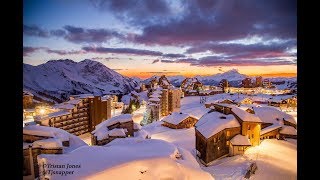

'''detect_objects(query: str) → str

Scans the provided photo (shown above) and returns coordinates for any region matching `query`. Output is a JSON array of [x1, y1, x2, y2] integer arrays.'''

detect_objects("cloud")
[[162, 53, 186, 58], [91, 57, 120, 61], [152, 59, 160, 64], [82, 46, 163, 56], [62, 25, 123, 43], [91, 0, 172, 25], [23, 46, 84, 56], [160, 55, 295, 66], [24, 24, 123, 44], [23, 46, 44, 56], [131, 0, 296, 45], [186, 39, 296, 54], [160, 60, 176, 63], [23, 25, 49, 37], [50, 29, 66, 37], [45, 49, 84, 55]]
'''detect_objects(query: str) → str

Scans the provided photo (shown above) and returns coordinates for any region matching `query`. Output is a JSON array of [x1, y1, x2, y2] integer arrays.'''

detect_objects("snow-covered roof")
[[188, 90, 197, 93], [230, 135, 251, 146], [195, 111, 240, 139], [150, 94, 162, 98], [254, 106, 296, 125], [23, 125, 87, 152], [231, 106, 262, 123], [149, 97, 161, 102], [153, 90, 163, 94], [268, 95, 295, 102], [232, 97, 252, 103], [96, 114, 133, 129], [261, 124, 282, 135], [23, 90, 34, 96], [181, 106, 211, 120], [93, 115, 133, 139], [36, 110, 71, 121], [37, 139, 213, 179], [108, 128, 127, 137], [54, 103, 75, 110], [32, 138, 63, 149], [101, 95, 112, 101], [162, 112, 192, 125], [199, 90, 213, 94], [70, 94, 94, 99], [23, 125, 55, 137], [66, 99, 82, 105], [280, 126, 297, 135]]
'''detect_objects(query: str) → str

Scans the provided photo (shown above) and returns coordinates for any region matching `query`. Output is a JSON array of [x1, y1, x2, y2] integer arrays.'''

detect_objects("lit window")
[[248, 125, 250, 130], [217, 146, 220, 150], [238, 146, 244, 151], [226, 131, 230, 137], [226, 141, 229, 146]]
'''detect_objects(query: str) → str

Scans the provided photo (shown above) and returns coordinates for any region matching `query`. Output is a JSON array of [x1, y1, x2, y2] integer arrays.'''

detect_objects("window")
[[214, 138, 217, 143], [226, 131, 230, 137], [252, 134, 254, 138], [238, 146, 244, 151], [226, 141, 230, 146], [248, 125, 251, 130], [217, 146, 220, 150]]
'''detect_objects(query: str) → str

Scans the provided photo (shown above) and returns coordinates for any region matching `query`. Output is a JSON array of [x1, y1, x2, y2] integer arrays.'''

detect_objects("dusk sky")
[[23, 0, 297, 79]]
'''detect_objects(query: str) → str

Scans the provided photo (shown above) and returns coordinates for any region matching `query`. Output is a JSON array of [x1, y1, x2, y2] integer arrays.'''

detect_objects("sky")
[[23, 0, 297, 79]]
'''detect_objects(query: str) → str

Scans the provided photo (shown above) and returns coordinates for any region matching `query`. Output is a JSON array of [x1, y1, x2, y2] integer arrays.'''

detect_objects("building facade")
[[36, 94, 112, 136]]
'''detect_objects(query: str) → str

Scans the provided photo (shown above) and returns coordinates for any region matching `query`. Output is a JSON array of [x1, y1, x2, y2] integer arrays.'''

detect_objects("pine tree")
[[148, 109, 154, 124]]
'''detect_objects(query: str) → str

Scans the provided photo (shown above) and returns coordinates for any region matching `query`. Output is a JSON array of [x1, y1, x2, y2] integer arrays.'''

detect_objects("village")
[[22, 75, 297, 179]]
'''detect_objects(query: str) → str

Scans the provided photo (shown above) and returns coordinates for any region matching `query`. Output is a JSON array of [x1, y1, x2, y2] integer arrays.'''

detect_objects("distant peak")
[[47, 59, 76, 64], [224, 69, 240, 74]]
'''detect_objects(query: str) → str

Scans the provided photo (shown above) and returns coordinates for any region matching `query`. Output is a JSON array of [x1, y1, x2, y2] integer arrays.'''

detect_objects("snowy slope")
[[23, 59, 139, 103], [38, 138, 213, 179]]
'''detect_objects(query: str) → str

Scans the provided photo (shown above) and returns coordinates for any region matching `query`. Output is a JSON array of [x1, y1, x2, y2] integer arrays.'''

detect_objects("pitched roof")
[[162, 112, 191, 125], [260, 124, 282, 135], [230, 135, 251, 146], [280, 126, 297, 135], [196, 111, 240, 139], [231, 106, 262, 123]]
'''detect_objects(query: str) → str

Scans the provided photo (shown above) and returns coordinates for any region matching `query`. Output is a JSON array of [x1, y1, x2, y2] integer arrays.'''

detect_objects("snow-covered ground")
[[246, 139, 297, 180], [38, 138, 213, 179], [140, 95, 297, 179]]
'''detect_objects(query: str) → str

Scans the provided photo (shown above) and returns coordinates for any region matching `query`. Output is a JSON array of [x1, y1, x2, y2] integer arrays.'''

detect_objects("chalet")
[[162, 112, 198, 129], [232, 97, 253, 105], [23, 125, 86, 178], [218, 99, 236, 105], [229, 135, 252, 156], [260, 124, 282, 140], [227, 105, 262, 146], [196, 103, 262, 165], [254, 106, 297, 140], [279, 126, 297, 139], [195, 111, 241, 165], [91, 114, 134, 146]]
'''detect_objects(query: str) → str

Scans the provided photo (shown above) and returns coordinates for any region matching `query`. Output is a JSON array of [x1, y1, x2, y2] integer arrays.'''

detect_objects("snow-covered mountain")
[[196, 69, 247, 87], [23, 59, 139, 103], [143, 75, 185, 87], [142, 69, 296, 89]]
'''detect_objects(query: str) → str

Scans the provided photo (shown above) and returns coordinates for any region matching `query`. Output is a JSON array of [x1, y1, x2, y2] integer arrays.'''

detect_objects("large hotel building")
[[35, 94, 113, 136]]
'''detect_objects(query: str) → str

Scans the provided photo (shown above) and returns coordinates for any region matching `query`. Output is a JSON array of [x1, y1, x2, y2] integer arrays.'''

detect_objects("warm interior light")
[[39, 108, 46, 115]]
